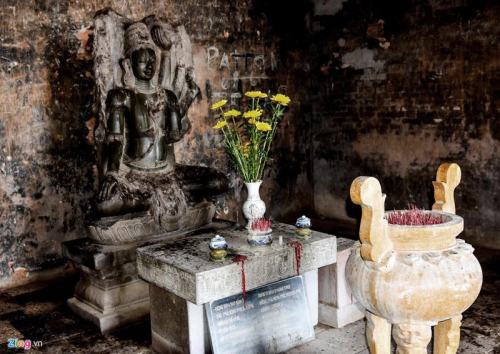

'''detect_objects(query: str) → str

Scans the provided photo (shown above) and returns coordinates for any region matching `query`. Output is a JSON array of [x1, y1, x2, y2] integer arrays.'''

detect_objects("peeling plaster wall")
[[309, 0, 500, 248], [0, 0, 313, 286]]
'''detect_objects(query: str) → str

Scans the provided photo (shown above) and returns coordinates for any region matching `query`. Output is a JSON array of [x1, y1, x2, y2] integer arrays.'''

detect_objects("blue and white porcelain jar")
[[209, 235, 228, 262], [295, 215, 312, 238]]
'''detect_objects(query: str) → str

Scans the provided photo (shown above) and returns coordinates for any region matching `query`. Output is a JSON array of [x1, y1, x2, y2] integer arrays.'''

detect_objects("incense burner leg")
[[366, 312, 392, 354], [393, 323, 432, 354], [433, 315, 462, 354]]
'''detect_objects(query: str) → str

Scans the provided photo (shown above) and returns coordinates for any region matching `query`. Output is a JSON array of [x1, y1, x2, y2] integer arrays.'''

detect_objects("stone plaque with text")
[[206, 276, 314, 354]]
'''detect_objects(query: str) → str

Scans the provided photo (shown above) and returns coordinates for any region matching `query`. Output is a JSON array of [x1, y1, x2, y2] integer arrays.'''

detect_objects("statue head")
[[124, 22, 157, 81], [131, 48, 156, 80]]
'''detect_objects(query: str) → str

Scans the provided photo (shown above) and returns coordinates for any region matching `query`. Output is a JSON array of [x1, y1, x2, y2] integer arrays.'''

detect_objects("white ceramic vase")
[[242, 181, 266, 226]]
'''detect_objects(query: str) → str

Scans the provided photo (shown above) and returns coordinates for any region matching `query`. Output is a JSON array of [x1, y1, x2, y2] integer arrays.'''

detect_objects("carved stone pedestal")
[[67, 275, 149, 334], [63, 238, 150, 334], [63, 222, 231, 334]]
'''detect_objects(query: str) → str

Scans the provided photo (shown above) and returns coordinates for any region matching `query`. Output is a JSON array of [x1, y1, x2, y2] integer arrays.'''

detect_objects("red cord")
[[288, 241, 303, 275], [233, 255, 248, 306]]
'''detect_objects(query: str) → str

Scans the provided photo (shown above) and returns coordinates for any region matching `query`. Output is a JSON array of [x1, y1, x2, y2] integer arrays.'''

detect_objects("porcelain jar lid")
[[295, 215, 311, 228], [209, 235, 228, 250]]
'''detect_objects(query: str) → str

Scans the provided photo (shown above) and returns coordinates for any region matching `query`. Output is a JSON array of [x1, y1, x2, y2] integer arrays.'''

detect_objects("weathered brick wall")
[[0, 0, 312, 286], [309, 0, 500, 247]]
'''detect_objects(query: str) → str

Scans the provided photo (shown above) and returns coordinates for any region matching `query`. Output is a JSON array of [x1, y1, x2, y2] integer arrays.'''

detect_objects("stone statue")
[[63, 9, 230, 335], [90, 9, 228, 244]]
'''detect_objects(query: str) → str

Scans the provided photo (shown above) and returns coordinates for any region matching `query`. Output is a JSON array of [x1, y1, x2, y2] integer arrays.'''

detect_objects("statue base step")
[[68, 294, 150, 334], [88, 202, 216, 245], [68, 265, 150, 334], [63, 221, 232, 334]]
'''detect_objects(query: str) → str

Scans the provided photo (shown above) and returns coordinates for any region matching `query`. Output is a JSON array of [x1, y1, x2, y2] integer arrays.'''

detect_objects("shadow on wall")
[[0, 5, 96, 287], [250, 0, 313, 49], [43, 10, 96, 218]]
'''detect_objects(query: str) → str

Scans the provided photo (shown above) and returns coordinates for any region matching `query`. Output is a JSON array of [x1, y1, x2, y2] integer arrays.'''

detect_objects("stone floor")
[[0, 247, 499, 354]]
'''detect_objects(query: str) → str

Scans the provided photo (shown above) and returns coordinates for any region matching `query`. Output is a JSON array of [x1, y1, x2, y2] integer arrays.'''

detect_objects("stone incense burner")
[[347, 163, 482, 354]]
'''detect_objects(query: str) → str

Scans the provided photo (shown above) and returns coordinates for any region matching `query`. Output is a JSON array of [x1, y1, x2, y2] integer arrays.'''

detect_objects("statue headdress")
[[124, 22, 156, 57]]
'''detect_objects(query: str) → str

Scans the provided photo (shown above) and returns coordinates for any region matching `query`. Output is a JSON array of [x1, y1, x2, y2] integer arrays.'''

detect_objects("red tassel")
[[232, 255, 248, 306], [288, 241, 303, 275]]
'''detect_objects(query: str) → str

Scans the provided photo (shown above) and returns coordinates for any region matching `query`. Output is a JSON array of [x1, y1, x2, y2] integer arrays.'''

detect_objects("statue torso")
[[123, 89, 172, 171]]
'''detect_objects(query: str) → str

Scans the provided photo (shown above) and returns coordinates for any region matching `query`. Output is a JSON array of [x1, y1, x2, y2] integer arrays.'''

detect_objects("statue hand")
[[151, 24, 173, 50], [177, 69, 200, 117], [167, 129, 183, 142], [180, 116, 191, 135], [184, 69, 200, 102], [98, 174, 120, 201], [166, 116, 191, 142]]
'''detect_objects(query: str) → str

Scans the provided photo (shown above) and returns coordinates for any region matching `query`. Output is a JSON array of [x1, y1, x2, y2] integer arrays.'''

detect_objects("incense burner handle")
[[350, 176, 392, 263], [432, 163, 461, 215]]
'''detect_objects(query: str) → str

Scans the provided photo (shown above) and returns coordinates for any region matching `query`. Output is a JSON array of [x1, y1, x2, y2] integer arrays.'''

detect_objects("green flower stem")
[[221, 125, 249, 181], [256, 105, 284, 179]]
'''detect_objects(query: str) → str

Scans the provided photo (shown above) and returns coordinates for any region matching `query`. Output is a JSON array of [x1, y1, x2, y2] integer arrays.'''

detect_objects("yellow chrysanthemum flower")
[[212, 120, 228, 129], [210, 99, 228, 110], [271, 93, 291, 106], [243, 109, 263, 119], [223, 109, 242, 118], [245, 91, 268, 99], [255, 122, 272, 131], [247, 118, 257, 125]]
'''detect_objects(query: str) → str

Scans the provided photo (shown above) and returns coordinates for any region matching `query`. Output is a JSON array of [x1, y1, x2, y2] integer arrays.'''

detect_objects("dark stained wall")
[[1, 0, 498, 287], [307, 0, 500, 247], [0, 0, 313, 287]]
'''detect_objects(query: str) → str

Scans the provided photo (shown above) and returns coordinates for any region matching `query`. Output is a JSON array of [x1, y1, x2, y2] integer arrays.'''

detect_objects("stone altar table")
[[318, 238, 365, 328], [137, 223, 337, 354]]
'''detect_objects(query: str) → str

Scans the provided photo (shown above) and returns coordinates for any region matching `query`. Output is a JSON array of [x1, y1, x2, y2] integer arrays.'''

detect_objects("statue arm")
[[178, 68, 200, 118], [106, 118, 124, 173], [164, 89, 191, 143], [164, 69, 199, 142], [98, 89, 128, 201], [104, 89, 128, 173]]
